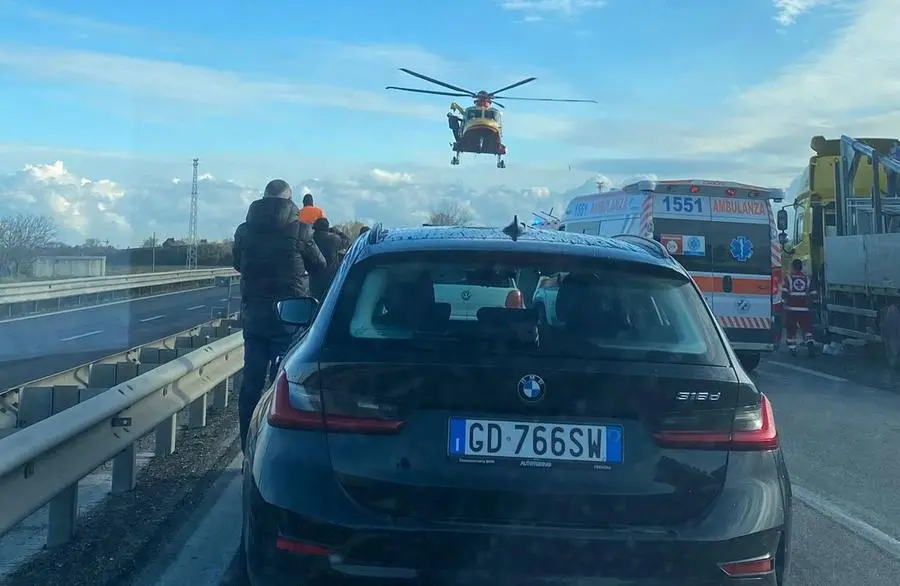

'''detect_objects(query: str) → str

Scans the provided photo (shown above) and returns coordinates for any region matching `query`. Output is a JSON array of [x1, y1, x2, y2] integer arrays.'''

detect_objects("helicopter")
[[386, 68, 597, 168]]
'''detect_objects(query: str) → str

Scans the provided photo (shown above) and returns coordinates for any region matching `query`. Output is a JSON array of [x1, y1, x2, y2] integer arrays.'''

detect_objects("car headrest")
[[555, 272, 602, 324]]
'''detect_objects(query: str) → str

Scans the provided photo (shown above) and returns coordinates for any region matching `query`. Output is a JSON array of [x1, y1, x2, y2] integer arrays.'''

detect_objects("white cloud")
[[0, 160, 606, 247], [370, 168, 413, 185], [500, 0, 607, 16], [0, 43, 582, 143], [773, 0, 830, 26], [0, 44, 442, 119], [687, 0, 899, 159]]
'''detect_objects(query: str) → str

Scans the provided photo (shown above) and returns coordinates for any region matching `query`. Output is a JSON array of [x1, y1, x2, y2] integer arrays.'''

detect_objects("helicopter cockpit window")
[[484, 110, 498, 120], [465, 108, 482, 120]]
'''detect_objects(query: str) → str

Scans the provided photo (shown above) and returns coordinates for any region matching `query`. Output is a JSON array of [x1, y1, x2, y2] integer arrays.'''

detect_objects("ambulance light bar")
[[623, 179, 784, 201]]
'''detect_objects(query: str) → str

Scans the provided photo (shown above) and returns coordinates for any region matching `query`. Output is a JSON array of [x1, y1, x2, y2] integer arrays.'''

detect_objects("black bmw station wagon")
[[241, 222, 792, 586]]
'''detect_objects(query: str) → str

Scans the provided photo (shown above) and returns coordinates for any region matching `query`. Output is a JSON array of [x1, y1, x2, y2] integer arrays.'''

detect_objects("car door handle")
[[722, 276, 733, 293]]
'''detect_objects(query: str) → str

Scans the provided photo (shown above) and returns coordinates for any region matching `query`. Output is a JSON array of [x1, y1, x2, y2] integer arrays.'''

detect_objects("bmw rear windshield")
[[326, 250, 729, 366]]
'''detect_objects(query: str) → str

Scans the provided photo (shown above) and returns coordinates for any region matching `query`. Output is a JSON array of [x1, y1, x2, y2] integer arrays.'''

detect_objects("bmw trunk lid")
[[317, 350, 740, 527]]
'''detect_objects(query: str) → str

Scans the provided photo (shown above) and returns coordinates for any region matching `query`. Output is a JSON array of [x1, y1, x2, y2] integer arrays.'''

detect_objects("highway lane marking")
[[793, 484, 900, 560], [187, 305, 205, 310], [140, 315, 166, 323], [59, 330, 103, 342], [0, 287, 216, 324], [761, 360, 848, 383]]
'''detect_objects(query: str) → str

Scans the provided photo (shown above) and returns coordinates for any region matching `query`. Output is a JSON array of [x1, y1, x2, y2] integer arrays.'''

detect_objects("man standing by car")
[[232, 179, 326, 452], [310, 217, 351, 300]]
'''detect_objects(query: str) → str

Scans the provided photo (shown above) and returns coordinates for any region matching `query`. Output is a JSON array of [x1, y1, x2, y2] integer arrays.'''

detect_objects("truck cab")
[[778, 136, 900, 336]]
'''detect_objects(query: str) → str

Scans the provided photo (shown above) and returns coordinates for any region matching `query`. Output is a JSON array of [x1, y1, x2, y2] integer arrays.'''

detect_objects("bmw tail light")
[[267, 371, 403, 434], [652, 391, 778, 451]]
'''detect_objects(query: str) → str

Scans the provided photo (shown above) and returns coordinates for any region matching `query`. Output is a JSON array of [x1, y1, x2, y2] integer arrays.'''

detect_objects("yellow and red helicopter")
[[386, 68, 597, 168]]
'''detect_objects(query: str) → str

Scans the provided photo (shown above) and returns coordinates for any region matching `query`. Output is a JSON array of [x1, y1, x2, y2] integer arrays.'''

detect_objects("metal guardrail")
[[0, 315, 242, 429], [0, 327, 244, 544], [0, 268, 238, 304]]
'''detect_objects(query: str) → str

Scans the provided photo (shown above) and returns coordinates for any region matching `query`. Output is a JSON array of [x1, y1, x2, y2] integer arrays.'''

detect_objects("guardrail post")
[[211, 381, 228, 409], [189, 392, 208, 428], [156, 410, 178, 456], [176, 335, 212, 429], [46, 386, 80, 547], [90, 363, 140, 494], [136, 347, 180, 456]]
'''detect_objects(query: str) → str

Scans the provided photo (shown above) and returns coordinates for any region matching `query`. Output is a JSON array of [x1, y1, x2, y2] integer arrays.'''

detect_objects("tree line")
[[0, 203, 473, 277]]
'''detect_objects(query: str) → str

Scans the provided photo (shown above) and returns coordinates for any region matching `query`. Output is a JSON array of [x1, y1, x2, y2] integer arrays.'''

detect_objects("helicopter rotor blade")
[[488, 77, 537, 95], [398, 68, 475, 96], [385, 86, 473, 98], [491, 96, 599, 103], [493, 101, 506, 109]]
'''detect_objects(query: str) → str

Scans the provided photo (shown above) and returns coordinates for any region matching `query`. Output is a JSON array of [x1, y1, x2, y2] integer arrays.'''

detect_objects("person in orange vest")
[[781, 258, 816, 356], [298, 192, 325, 224]]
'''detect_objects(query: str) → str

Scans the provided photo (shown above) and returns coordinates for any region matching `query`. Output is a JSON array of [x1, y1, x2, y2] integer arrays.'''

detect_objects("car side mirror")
[[776, 209, 788, 231], [778, 232, 788, 246], [275, 297, 319, 327]]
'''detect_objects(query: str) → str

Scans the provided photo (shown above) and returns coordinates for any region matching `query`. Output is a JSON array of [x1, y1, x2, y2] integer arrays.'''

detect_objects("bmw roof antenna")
[[502, 214, 526, 241]]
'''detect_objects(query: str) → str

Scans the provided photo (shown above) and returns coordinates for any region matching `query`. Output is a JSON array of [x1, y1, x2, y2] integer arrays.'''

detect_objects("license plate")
[[447, 418, 623, 463]]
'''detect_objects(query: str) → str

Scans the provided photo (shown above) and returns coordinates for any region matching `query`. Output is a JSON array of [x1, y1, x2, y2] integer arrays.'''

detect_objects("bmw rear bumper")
[[244, 427, 791, 586]]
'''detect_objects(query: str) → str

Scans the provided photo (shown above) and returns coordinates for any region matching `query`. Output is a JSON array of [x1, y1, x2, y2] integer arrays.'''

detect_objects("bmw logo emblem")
[[518, 374, 545, 402]]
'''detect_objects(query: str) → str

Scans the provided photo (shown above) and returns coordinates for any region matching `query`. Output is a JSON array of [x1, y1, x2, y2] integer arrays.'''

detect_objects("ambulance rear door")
[[645, 186, 714, 310], [706, 194, 775, 353], [640, 180, 776, 353]]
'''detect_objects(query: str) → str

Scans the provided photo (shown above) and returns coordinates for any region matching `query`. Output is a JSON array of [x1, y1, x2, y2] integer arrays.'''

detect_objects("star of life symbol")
[[791, 276, 807, 293], [687, 236, 701, 252], [518, 374, 545, 402]]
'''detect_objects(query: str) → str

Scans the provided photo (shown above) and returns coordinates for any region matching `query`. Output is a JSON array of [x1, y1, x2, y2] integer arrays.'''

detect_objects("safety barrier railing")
[[0, 316, 244, 546], [0, 268, 238, 304]]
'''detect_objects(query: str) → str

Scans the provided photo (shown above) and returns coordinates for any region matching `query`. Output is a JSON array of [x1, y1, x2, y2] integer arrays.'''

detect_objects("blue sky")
[[0, 0, 896, 245], [0, 0, 838, 164]]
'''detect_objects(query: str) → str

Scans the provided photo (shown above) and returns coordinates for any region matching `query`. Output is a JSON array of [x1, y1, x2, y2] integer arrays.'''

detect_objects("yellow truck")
[[777, 135, 900, 367]]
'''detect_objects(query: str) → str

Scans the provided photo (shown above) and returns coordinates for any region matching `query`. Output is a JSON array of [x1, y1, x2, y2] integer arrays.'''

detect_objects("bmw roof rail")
[[611, 234, 670, 259], [367, 222, 387, 245]]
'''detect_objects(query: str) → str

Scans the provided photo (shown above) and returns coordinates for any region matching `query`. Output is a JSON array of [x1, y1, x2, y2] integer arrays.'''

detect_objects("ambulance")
[[548, 179, 784, 371]]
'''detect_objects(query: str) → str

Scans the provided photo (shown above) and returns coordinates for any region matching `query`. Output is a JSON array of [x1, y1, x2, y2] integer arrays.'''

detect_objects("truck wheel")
[[737, 352, 761, 372], [882, 305, 900, 371]]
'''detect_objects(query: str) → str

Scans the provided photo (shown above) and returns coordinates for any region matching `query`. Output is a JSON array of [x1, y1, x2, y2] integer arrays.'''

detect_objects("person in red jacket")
[[782, 258, 816, 355]]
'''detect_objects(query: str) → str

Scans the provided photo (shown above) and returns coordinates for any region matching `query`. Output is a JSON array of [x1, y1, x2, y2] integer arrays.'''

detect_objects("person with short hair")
[[298, 192, 325, 225], [232, 179, 326, 451], [310, 217, 351, 300]]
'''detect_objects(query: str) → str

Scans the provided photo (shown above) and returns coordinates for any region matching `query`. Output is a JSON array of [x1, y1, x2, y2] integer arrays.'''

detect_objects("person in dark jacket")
[[309, 217, 351, 300], [232, 179, 326, 452]]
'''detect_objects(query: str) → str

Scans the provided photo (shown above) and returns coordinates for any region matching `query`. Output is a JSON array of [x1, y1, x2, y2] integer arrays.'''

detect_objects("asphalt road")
[[123, 355, 900, 586], [0, 287, 239, 389]]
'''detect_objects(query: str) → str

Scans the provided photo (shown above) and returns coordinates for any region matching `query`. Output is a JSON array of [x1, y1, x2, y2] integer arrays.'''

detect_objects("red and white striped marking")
[[766, 204, 781, 268], [718, 315, 772, 329], [639, 194, 653, 237]]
